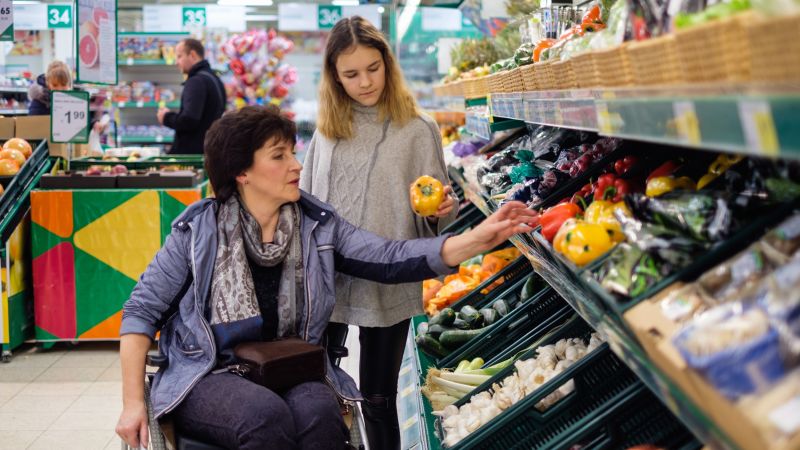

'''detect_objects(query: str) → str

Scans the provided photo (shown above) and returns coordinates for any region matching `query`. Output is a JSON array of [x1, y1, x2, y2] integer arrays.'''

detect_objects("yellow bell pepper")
[[409, 175, 445, 216], [646, 176, 697, 197], [583, 200, 631, 242], [553, 219, 615, 266], [708, 154, 744, 175], [697, 173, 718, 190]]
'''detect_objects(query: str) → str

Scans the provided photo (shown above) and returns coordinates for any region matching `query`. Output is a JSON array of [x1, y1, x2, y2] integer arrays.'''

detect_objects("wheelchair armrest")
[[146, 351, 168, 369], [327, 345, 349, 360]]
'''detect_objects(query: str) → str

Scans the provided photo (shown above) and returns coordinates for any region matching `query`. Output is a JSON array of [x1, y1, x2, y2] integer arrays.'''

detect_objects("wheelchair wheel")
[[347, 401, 368, 450], [145, 378, 168, 450]]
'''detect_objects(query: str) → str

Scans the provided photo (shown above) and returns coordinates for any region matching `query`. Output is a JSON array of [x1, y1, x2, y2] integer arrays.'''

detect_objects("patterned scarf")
[[210, 195, 303, 341]]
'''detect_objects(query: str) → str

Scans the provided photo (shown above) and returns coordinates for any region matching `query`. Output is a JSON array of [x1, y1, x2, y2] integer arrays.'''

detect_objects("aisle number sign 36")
[[0, 0, 12, 41], [51, 91, 90, 144]]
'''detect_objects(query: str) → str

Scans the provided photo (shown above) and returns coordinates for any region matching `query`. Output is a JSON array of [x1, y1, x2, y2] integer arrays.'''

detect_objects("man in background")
[[157, 38, 226, 154]]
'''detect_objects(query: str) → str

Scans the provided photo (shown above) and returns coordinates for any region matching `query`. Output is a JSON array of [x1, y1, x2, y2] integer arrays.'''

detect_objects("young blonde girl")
[[300, 15, 458, 449]]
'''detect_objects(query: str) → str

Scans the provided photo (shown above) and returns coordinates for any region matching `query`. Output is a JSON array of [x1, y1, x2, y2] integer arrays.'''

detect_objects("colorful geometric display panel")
[[31, 187, 203, 340]]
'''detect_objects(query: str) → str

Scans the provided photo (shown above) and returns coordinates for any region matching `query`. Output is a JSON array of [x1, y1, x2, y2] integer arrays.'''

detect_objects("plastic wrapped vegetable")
[[553, 219, 615, 266], [595, 243, 665, 298], [615, 210, 708, 267], [625, 191, 733, 242]]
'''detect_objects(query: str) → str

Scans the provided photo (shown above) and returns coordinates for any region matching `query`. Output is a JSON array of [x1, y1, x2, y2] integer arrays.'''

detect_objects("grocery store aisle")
[[0, 326, 362, 450]]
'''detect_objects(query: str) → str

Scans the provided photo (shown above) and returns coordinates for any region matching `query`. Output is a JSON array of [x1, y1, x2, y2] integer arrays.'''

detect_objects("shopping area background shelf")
[[114, 101, 181, 109], [487, 86, 800, 159], [118, 135, 174, 144]]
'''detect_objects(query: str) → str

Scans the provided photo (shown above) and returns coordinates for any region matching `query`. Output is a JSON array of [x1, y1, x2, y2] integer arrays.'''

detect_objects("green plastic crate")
[[441, 203, 484, 235], [438, 287, 569, 369], [551, 385, 701, 450], [439, 319, 641, 449]]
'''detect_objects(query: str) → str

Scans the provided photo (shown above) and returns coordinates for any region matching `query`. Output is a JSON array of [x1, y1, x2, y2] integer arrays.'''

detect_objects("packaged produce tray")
[[438, 318, 641, 449], [550, 384, 701, 450], [446, 256, 533, 314], [438, 287, 569, 369], [71, 154, 204, 171], [39, 171, 118, 189]]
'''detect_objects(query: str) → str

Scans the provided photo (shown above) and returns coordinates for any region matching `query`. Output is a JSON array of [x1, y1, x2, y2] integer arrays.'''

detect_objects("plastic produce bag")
[[595, 243, 667, 298], [624, 191, 733, 242]]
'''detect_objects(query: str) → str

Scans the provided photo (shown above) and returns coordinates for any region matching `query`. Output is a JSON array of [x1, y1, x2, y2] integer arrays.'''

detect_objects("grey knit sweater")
[[300, 104, 458, 327]]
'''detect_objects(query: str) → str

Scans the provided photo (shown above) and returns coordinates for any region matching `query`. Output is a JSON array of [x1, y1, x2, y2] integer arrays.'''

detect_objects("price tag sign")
[[673, 101, 701, 146], [317, 5, 341, 30], [739, 100, 780, 157], [182, 6, 206, 27], [0, 0, 12, 41], [47, 4, 71, 28], [51, 91, 90, 143]]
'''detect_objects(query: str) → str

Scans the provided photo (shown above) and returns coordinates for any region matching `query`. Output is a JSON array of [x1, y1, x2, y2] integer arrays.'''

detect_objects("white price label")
[[155, 135, 164, 143], [136, 100, 144, 108], [0, 0, 12, 41], [739, 100, 779, 156], [673, 101, 701, 146], [51, 91, 90, 143]]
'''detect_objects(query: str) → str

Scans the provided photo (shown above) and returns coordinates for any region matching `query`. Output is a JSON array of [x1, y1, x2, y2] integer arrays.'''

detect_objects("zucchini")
[[479, 308, 499, 326], [427, 324, 451, 339], [461, 312, 484, 329], [459, 305, 479, 317], [429, 308, 456, 327], [492, 299, 510, 317], [439, 329, 484, 349], [415, 333, 449, 358], [452, 318, 471, 330], [416, 322, 429, 336], [520, 276, 544, 300]]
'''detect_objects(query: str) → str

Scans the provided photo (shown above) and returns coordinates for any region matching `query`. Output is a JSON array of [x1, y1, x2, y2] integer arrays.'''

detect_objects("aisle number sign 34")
[[0, 0, 12, 41], [51, 91, 90, 144]]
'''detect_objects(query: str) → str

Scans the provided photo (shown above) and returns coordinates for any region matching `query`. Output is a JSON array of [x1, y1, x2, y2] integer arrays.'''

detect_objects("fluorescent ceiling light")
[[245, 14, 278, 21], [331, 0, 360, 5], [377, 6, 385, 14], [12, 1, 42, 4], [217, 0, 272, 6]]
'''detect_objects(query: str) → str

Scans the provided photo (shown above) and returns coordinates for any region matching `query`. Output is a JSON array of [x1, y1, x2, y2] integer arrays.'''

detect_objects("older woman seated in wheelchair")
[[115, 105, 539, 450]]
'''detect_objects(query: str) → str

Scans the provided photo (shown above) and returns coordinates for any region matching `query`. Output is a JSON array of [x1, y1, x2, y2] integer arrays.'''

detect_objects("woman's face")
[[335, 44, 385, 107], [238, 137, 302, 205]]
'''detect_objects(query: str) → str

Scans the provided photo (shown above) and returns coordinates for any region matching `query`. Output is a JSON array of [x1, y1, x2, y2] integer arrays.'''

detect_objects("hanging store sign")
[[75, 0, 117, 85], [278, 4, 382, 31], [12, 3, 71, 30], [143, 5, 245, 32], [51, 90, 90, 143], [0, 0, 12, 41]]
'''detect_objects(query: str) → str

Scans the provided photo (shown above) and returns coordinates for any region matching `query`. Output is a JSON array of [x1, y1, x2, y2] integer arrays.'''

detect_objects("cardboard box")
[[624, 287, 800, 450], [14, 115, 50, 140], [0, 117, 14, 139]]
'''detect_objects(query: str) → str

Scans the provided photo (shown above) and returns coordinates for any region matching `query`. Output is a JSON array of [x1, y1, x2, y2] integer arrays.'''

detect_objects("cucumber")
[[427, 324, 450, 339], [416, 322, 429, 336], [459, 305, 479, 318], [415, 333, 449, 358], [520, 276, 544, 300], [439, 329, 484, 349], [479, 308, 499, 326], [429, 308, 456, 327], [452, 318, 471, 330], [492, 299, 510, 317]]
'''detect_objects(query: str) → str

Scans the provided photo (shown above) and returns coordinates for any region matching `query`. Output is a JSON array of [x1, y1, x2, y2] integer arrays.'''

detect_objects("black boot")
[[362, 394, 400, 450]]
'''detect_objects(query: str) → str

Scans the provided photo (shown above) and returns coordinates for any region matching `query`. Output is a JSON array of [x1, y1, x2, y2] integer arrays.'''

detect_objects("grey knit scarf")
[[209, 195, 303, 338]]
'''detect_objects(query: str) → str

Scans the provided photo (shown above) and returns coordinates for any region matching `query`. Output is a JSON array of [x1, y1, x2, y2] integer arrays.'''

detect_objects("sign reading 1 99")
[[64, 110, 86, 124]]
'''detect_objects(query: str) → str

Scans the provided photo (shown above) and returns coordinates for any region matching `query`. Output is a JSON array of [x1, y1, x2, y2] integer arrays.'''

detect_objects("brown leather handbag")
[[232, 337, 327, 391]]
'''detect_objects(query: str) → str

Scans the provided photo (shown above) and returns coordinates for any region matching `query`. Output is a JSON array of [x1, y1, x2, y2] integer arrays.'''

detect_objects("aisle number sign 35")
[[183, 6, 206, 27]]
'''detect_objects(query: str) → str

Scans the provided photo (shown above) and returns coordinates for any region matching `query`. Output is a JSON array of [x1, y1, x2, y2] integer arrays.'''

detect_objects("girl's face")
[[334, 44, 385, 107], [237, 137, 302, 205]]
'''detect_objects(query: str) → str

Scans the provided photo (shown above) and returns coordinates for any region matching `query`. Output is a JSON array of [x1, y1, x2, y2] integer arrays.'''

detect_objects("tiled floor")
[[0, 326, 361, 450]]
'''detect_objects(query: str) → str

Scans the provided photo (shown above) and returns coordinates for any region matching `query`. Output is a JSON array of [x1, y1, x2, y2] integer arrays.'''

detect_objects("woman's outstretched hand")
[[442, 201, 540, 267]]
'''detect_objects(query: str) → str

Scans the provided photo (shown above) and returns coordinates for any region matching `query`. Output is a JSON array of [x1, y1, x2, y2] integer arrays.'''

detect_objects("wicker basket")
[[475, 76, 490, 98], [505, 67, 525, 93], [494, 71, 509, 93], [592, 44, 634, 87], [486, 73, 503, 94], [571, 52, 602, 88], [550, 59, 578, 89], [533, 61, 555, 90], [746, 13, 800, 83], [626, 35, 683, 86], [674, 13, 753, 83], [521, 64, 538, 91]]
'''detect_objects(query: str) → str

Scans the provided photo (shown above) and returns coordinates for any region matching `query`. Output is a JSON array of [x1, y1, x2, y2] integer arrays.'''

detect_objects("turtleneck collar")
[[351, 101, 379, 117]]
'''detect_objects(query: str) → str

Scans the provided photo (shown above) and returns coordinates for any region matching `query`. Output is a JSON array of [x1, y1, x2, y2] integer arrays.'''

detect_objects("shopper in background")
[[27, 60, 72, 115], [300, 16, 459, 449], [115, 105, 537, 450], [157, 38, 226, 154]]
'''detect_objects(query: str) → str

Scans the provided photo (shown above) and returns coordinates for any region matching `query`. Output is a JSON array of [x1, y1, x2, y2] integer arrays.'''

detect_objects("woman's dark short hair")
[[204, 105, 297, 202]]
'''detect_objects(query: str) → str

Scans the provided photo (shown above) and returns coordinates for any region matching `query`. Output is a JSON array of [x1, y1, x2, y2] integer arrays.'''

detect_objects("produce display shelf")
[[464, 111, 524, 141], [119, 135, 174, 144], [114, 101, 180, 109], [487, 85, 800, 160], [448, 174, 740, 450], [118, 59, 173, 66], [0, 86, 29, 93]]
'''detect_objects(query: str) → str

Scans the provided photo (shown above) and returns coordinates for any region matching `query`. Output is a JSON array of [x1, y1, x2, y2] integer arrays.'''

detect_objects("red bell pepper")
[[647, 160, 682, 183], [540, 202, 581, 242], [594, 174, 632, 202], [614, 155, 640, 176], [570, 182, 593, 209]]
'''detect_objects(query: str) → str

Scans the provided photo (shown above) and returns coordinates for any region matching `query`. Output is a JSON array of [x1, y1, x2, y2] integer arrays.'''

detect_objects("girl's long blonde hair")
[[317, 16, 419, 140]]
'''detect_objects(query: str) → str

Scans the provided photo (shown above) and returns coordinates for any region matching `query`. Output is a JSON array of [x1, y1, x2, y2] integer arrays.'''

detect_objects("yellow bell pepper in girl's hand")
[[583, 200, 631, 242], [410, 175, 445, 217], [553, 219, 615, 266]]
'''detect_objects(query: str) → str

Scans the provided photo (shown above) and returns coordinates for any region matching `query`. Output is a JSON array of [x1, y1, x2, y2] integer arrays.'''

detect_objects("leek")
[[438, 371, 492, 386]]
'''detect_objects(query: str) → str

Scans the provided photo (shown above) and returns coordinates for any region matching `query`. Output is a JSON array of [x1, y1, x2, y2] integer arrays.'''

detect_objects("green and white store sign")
[[51, 91, 90, 144], [0, 0, 12, 41], [12, 3, 72, 30]]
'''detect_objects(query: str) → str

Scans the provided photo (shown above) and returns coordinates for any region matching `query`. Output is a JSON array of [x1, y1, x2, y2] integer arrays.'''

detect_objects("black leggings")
[[327, 319, 410, 450]]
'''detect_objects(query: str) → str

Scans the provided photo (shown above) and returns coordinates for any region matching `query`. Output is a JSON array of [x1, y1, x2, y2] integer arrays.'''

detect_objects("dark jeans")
[[172, 372, 347, 450], [328, 319, 410, 450]]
